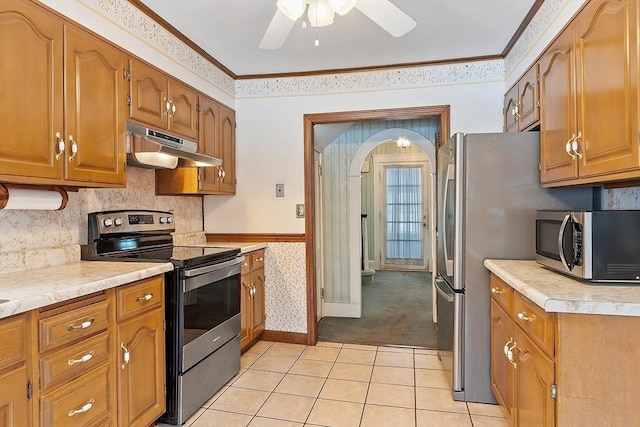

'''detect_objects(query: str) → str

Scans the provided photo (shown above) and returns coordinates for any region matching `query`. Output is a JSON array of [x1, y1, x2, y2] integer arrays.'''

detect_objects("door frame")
[[303, 105, 450, 345]]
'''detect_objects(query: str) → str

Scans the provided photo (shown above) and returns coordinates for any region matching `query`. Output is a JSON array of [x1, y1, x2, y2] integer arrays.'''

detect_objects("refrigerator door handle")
[[442, 164, 455, 277], [435, 277, 454, 303]]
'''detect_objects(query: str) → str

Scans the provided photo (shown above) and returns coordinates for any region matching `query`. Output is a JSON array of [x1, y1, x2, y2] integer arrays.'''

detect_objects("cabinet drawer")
[[40, 330, 110, 392], [250, 250, 265, 271], [39, 300, 110, 353], [116, 276, 164, 321], [513, 292, 555, 356], [241, 256, 251, 275], [40, 363, 111, 427], [0, 312, 29, 371], [489, 276, 513, 311]]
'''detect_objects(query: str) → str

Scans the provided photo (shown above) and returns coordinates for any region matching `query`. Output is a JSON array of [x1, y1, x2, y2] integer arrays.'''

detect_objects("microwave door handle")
[[558, 214, 572, 271]]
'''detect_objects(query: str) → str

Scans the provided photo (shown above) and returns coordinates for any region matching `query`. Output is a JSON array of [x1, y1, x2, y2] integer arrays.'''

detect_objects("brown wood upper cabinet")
[[504, 64, 540, 132], [0, 0, 126, 187], [155, 95, 236, 195], [539, 0, 639, 186], [128, 59, 198, 140]]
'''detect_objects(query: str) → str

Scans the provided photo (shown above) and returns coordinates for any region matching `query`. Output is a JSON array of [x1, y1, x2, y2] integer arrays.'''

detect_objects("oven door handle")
[[183, 256, 245, 278]]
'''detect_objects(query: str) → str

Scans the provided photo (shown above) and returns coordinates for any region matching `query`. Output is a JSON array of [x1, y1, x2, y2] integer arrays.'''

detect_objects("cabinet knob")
[[68, 398, 95, 417], [517, 311, 536, 323], [54, 132, 65, 160], [68, 351, 94, 366], [491, 287, 505, 295], [67, 317, 94, 331], [68, 135, 78, 162]]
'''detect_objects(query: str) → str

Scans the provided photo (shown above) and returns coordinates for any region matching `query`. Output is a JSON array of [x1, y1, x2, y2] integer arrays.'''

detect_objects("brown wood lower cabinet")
[[240, 249, 266, 351], [0, 312, 33, 427], [489, 273, 640, 427], [0, 275, 166, 427]]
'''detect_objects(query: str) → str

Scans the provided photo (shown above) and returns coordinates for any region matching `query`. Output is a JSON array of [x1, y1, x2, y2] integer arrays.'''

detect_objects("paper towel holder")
[[0, 183, 69, 211]]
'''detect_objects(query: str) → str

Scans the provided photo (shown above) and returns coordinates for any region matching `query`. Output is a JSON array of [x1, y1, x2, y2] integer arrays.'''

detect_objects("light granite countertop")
[[194, 242, 267, 254], [484, 259, 640, 317], [0, 261, 174, 319]]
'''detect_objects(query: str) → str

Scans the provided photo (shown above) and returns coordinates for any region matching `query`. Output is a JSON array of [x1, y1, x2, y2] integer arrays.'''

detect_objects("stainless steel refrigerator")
[[435, 132, 594, 403]]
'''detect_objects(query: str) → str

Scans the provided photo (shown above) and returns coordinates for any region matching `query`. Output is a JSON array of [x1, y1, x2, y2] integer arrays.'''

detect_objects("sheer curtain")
[[385, 166, 423, 265]]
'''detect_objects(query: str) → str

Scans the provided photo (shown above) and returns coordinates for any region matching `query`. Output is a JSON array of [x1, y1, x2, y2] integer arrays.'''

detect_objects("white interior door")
[[314, 150, 324, 321]]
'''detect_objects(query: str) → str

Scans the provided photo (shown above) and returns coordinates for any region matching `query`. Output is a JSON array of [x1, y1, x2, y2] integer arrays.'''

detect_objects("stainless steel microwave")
[[535, 210, 640, 283]]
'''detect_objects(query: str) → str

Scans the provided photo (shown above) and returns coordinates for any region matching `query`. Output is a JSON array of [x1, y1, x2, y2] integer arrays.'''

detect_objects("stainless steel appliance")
[[435, 132, 594, 403], [126, 122, 222, 169], [536, 210, 640, 283], [82, 210, 243, 425]]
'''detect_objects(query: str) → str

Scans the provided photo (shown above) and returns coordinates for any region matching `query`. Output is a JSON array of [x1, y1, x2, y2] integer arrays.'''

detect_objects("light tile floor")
[[183, 341, 510, 427]]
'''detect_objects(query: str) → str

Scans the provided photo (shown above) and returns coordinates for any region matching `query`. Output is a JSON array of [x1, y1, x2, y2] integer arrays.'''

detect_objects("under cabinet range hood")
[[126, 122, 222, 169]]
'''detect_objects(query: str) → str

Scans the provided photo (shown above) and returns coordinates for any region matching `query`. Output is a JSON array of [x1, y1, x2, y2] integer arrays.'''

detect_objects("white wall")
[[204, 79, 505, 233]]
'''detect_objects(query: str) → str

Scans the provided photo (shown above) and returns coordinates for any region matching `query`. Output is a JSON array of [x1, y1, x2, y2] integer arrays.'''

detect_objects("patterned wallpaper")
[[264, 243, 307, 333]]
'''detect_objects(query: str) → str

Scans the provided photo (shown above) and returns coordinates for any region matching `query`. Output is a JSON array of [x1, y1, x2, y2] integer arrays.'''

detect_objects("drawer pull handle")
[[491, 287, 505, 295], [136, 293, 153, 302], [517, 311, 537, 323], [67, 318, 94, 331], [68, 398, 95, 417], [121, 342, 130, 370], [68, 351, 94, 366], [255, 257, 264, 262]]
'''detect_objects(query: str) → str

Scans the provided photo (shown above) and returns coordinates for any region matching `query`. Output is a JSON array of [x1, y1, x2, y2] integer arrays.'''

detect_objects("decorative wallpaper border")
[[235, 60, 505, 98], [78, 0, 235, 96], [73, 0, 570, 99]]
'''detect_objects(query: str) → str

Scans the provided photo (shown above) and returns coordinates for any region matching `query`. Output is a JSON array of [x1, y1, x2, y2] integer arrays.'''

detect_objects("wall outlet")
[[276, 183, 284, 197], [296, 204, 305, 218]]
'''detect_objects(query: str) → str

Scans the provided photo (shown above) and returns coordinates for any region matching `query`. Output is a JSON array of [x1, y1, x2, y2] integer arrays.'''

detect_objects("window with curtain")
[[385, 166, 423, 264]]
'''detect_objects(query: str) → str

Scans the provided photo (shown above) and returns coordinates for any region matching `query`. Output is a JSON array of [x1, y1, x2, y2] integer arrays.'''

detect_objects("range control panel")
[[88, 210, 175, 237]]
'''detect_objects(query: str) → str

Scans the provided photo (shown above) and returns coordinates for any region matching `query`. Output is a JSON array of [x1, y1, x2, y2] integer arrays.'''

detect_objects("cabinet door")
[[250, 269, 265, 338], [504, 84, 519, 133], [217, 105, 236, 194], [0, 365, 31, 427], [198, 96, 221, 193], [64, 26, 126, 185], [117, 308, 165, 427], [129, 59, 168, 130], [168, 79, 198, 139], [0, 0, 64, 181], [514, 328, 555, 427], [518, 64, 540, 130], [240, 274, 252, 350], [574, 0, 639, 179], [539, 28, 579, 184], [490, 300, 514, 420]]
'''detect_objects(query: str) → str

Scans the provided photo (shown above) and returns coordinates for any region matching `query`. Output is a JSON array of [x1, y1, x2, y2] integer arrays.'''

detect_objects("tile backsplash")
[[0, 168, 203, 273]]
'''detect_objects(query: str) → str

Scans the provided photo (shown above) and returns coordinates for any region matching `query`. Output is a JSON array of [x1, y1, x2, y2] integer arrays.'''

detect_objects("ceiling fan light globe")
[[328, 0, 357, 15], [277, 0, 306, 21], [308, 0, 335, 27]]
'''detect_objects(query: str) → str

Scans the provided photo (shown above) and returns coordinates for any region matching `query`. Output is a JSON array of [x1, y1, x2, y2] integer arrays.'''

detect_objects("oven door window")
[[182, 273, 240, 345]]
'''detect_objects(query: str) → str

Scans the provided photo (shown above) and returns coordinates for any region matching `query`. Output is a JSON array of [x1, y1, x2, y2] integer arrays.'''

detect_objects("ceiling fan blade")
[[260, 9, 296, 49], [355, 0, 416, 37]]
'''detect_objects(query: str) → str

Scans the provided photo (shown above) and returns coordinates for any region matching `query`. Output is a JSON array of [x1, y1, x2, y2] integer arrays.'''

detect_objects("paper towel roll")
[[0, 184, 68, 210]]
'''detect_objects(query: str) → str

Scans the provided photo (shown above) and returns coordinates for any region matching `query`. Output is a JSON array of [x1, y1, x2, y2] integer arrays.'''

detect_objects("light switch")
[[276, 183, 285, 197], [296, 204, 305, 218]]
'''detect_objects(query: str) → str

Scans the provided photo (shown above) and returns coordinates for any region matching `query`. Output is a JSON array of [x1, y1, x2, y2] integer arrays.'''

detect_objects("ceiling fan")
[[260, 0, 417, 49]]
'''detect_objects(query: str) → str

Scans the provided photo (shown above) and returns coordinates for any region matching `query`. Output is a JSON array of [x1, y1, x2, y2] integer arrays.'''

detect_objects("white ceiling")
[[138, 0, 536, 77]]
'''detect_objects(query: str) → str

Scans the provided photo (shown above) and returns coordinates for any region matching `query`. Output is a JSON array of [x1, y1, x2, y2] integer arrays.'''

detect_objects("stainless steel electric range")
[[82, 210, 243, 425]]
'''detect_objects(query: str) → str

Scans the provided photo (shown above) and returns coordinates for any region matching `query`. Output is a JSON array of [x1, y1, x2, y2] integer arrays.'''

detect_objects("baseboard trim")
[[261, 330, 308, 345]]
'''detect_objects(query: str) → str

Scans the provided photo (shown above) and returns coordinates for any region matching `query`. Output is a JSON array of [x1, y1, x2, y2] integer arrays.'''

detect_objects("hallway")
[[317, 270, 436, 348]]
